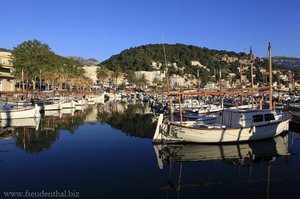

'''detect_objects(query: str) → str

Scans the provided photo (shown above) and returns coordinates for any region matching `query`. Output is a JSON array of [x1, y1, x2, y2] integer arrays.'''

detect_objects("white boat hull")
[[154, 113, 290, 143], [165, 120, 289, 143], [61, 100, 75, 109], [0, 105, 40, 119], [43, 103, 62, 111]]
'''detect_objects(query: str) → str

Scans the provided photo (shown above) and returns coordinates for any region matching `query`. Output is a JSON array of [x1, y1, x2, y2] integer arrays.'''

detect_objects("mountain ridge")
[[65, 56, 100, 66]]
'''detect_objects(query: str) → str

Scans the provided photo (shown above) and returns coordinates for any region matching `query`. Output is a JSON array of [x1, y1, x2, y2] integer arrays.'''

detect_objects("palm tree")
[[111, 70, 122, 87], [126, 70, 136, 86], [152, 77, 162, 91], [136, 74, 148, 90], [96, 67, 109, 88]]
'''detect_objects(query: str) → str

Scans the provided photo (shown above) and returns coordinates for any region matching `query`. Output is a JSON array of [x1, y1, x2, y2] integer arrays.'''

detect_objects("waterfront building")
[[0, 51, 15, 92], [169, 75, 189, 88], [134, 71, 165, 86], [83, 65, 99, 85]]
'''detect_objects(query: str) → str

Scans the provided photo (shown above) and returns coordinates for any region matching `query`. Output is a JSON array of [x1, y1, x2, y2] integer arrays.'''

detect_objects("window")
[[265, 114, 275, 121], [0, 68, 10, 73], [253, 114, 263, 123]]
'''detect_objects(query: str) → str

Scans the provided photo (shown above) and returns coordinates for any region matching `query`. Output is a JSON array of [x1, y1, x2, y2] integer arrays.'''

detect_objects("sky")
[[1, 0, 300, 61]]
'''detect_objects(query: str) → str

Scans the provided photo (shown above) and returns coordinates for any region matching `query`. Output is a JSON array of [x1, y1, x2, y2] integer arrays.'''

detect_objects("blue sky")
[[1, 0, 300, 61]]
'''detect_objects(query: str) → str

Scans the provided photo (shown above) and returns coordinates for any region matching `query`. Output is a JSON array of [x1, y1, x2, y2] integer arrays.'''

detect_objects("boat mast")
[[250, 47, 254, 110], [219, 67, 222, 91], [162, 42, 170, 93], [240, 61, 243, 105], [162, 36, 173, 121], [268, 42, 273, 110]]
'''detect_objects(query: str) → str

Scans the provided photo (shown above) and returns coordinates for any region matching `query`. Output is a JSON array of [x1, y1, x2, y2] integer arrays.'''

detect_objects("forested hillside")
[[99, 44, 276, 84], [272, 56, 300, 71], [0, 48, 11, 52]]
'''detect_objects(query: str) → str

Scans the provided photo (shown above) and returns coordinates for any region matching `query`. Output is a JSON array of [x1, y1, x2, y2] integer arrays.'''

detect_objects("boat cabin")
[[215, 109, 277, 128]]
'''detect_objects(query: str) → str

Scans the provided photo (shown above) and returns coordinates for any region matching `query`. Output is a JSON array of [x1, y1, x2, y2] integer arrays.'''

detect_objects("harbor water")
[[1, 102, 300, 199]]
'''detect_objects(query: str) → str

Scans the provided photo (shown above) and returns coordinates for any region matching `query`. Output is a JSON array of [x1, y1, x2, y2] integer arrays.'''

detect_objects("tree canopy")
[[11, 39, 91, 90]]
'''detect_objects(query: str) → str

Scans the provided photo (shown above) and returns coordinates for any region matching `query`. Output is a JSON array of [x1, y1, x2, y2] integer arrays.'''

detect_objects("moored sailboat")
[[153, 109, 291, 143]]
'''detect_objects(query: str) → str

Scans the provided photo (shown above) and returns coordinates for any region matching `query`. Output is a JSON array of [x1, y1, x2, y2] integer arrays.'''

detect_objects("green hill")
[[0, 48, 11, 52], [100, 43, 266, 84], [101, 43, 247, 70], [272, 56, 300, 71]]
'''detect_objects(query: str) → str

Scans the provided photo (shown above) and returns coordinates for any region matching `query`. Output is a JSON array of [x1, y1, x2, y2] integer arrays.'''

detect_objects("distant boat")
[[0, 104, 40, 119], [45, 97, 75, 109], [41, 99, 62, 111], [173, 99, 203, 110], [153, 109, 291, 143]]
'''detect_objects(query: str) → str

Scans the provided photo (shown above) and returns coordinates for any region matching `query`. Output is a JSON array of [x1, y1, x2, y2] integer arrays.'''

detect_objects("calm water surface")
[[1, 102, 300, 199]]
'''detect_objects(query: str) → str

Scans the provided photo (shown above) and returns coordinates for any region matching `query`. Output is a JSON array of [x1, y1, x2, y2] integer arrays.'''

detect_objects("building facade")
[[134, 71, 166, 85], [0, 51, 15, 92]]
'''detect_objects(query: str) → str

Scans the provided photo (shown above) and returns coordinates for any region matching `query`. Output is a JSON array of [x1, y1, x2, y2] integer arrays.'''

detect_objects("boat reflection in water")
[[154, 133, 290, 198], [0, 117, 41, 141], [0, 105, 94, 153], [0, 117, 40, 130]]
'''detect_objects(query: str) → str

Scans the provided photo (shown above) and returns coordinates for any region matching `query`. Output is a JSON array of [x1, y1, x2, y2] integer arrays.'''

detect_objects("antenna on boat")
[[268, 42, 273, 110]]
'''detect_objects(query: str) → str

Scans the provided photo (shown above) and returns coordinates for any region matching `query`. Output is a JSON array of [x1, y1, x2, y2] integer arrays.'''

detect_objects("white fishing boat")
[[0, 104, 40, 119], [153, 109, 291, 143], [41, 99, 62, 111], [46, 97, 75, 109], [154, 43, 287, 143], [0, 99, 36, 110], [61, 99, 75, 109], [86, 94, 105, 104]]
